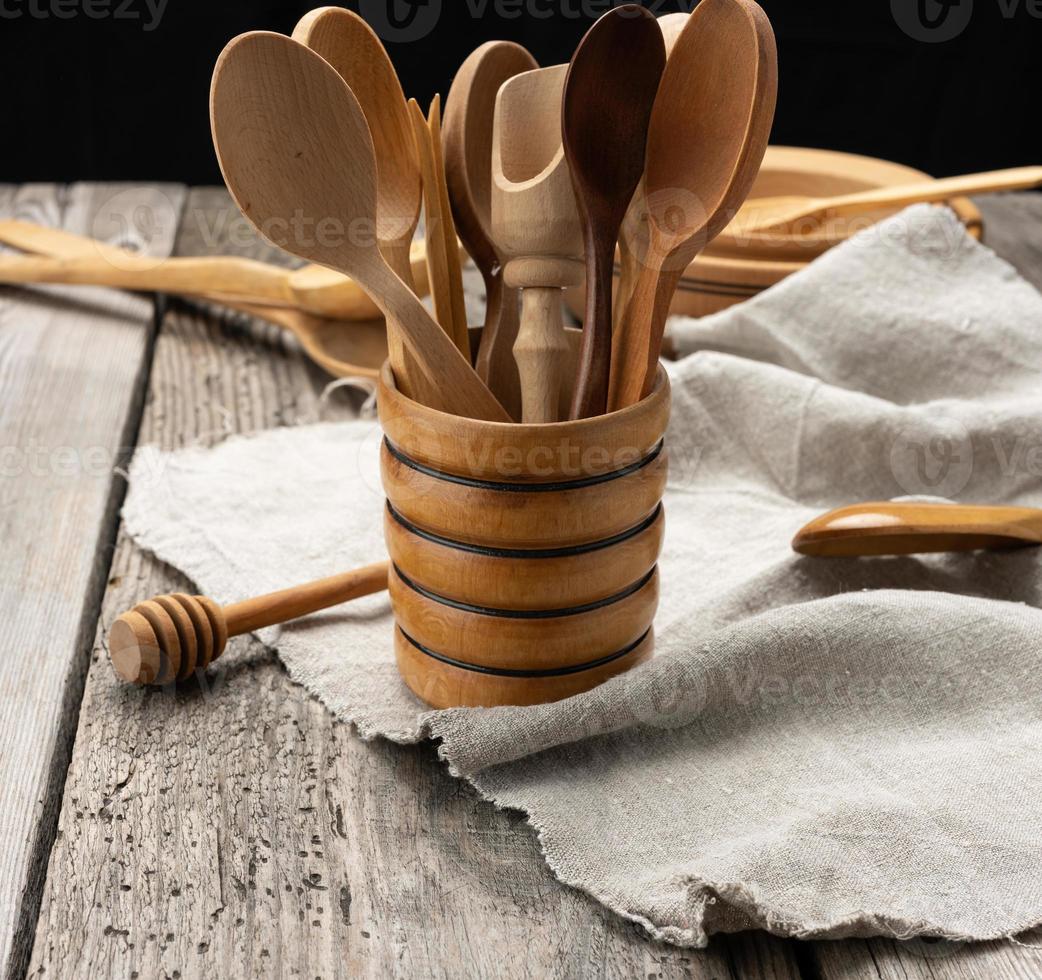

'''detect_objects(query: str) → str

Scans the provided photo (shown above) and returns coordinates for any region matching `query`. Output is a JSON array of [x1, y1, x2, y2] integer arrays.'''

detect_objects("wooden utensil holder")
[[378, 356, 670, 709]]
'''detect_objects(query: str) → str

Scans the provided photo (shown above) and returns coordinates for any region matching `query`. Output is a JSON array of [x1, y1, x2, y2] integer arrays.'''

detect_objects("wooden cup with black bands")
[[377, 359, 670, 709]]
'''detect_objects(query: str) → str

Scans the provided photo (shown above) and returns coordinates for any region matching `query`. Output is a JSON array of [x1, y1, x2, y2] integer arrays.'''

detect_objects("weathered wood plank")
[[813, 931, 1042, 980], [28, 187, 801, 979], [0, 182, 185, 980]]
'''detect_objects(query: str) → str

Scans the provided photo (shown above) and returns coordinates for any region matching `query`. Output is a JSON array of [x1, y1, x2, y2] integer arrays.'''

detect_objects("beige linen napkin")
[[122, 204, 1042, 945]]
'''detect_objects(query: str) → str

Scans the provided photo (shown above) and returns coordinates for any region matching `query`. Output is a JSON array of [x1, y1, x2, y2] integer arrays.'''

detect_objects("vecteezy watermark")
[[357, 0, 697, 42], [0, 0, 168, 31], [892, 0, 1042, 42], [889, 417, 973, 497]]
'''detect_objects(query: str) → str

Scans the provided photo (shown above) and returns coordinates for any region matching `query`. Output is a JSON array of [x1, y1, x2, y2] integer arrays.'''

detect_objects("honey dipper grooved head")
[[108, 594, 227, 686]]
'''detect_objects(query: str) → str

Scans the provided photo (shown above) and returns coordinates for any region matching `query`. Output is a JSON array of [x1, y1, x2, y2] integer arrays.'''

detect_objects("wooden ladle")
[[210, 32, 509, 421], [491, 65, 584, 423], [109, 561, 389, 685], [732, 165, 1042, 236], [443, 40, 538, 421], [792, 502, 1042, 557], [563, 4, 665, 419], [608, 0, 777, 410]]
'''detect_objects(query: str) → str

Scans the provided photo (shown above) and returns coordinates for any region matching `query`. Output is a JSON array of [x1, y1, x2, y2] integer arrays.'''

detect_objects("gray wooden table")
[[2, 183, 1041, 980]]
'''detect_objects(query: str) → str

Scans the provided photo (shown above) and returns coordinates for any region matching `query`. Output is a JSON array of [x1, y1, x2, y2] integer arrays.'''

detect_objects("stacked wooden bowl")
[[566, 146, 984, 323]]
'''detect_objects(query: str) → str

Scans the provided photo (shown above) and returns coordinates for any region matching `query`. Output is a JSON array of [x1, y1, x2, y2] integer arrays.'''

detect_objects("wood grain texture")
[[0, 181, 185, 980], [563, 4, 664, 419], [26, 187, 802, 979], [491, 64, 584, 423], [608, 0, 777, 410], [210, 32, 508, 421], [442, 40, 537, 420]]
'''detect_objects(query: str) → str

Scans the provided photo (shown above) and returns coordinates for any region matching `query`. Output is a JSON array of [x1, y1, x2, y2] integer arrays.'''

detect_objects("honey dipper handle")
[[222, 561, 390, 636]]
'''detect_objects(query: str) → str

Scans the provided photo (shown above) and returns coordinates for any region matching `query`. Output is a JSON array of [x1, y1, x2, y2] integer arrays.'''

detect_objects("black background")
[[2, 0, 1039, 184]]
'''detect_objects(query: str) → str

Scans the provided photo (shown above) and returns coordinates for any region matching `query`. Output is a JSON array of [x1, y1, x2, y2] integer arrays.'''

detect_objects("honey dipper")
[[108, 561, 390, 685]]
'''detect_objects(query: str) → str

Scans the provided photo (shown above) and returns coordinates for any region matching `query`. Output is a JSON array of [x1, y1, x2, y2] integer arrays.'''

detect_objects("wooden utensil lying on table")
[[0, 218, 399, 379], [491, 65, 584, 423], [0, 217, 433, 320], [609, 0, 777, 411], [109, 561, 390, 685], [562, 4, 665, 419], [443, 40, 538, 421], [409, 95, 470, 355], [732, 165, 1042, 236], [793, 502, 1042, 557], [291, 6, 433, 404], [210, 32, 509, 422]]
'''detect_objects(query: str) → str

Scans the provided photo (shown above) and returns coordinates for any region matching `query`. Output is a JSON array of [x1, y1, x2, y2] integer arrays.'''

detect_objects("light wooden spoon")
[[291, 7, 433, 404], [443, 40, 538, 421], [563, 4, 664, 419], [0, 218, 395, 379], [612, 10, 692, 338], [608, 0, 777, 410], [408, 95, 470, 355], [0, 239, 430, 320], [210, 31, 509, 421], [734, 165, 1042, 236], [793, 502, 1042, 557]]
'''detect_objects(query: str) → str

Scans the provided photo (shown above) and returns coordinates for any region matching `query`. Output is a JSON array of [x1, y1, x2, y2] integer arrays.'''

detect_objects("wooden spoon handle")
[[475, 273, 522, 421], [0, 253, 296, 305], [512, 286, 567, 423], [409, 97, 470, 356], [608, 253, 682, 411], [569, 238, 613, 419], [761, 166, 1042, 231], [224, 561, 390, 635]]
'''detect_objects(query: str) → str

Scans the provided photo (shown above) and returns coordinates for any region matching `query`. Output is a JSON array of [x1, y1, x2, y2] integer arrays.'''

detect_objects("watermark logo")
[[359, 0, 442, 42], [0, 0, 168, 31], [891, 0, 974, 41], [889, 417, 973, 497]]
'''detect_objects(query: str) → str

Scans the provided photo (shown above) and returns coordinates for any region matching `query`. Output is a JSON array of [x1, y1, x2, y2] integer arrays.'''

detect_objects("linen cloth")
[[121, 204, 1042, 946]]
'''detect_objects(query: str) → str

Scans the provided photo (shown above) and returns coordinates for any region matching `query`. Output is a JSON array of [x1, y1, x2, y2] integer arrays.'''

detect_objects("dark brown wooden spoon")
[[562, 5, 665, 419], [443, 41, 538, 421]]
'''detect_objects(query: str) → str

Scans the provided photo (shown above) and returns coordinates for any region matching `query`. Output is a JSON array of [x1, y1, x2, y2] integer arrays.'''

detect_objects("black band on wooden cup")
[[393, 565, 656, 620], [384, 437, 664, 492], [386, 501, 662, 560], [399, 627, 651, 678]]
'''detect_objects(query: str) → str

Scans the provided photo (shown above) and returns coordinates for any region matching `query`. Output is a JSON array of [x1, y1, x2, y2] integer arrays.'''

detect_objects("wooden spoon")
[[0, 218, 397, 379], [110, 560, 390, 685], [443, 41, 538, 421], [793, 502, 1042, 557], [0, 241, 431, 321], [291, 6, 432, 404], [491, 65, 584, 423], [612, 11, 690, 350], [608, 0, 777, 411], [727, 165, 1042, 236], [563, 4, 664, 419], [408, 95, 470, 355], [210, 31, 509, 422]]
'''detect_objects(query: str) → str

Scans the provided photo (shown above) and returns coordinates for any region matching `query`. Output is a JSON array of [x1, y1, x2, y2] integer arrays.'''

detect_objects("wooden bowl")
[[565, 146, 984, 322], [377, 361, 670, 709]]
